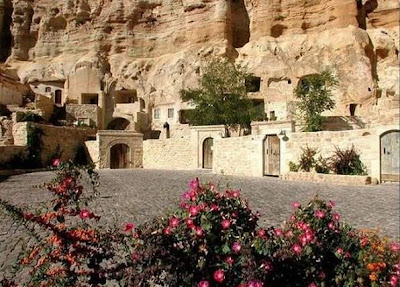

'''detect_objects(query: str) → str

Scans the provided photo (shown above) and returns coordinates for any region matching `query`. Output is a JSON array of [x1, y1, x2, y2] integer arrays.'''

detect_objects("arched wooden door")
[[110, 144, 130, 169], [264, 135, 280, 176], [381, 130, 400, 182], [202, 137, 214, 169]]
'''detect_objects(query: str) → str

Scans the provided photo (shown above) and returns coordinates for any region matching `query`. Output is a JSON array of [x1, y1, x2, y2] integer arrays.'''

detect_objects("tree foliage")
[[180, 58, 264, 134], [294, 69, 338, 132]]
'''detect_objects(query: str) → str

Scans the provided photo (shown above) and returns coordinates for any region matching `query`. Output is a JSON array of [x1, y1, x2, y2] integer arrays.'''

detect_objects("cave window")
[[55, 90, 62, 105], [269, 111, 277, 121], [45, 87, 51, 93], [245, 76, 261, 92], [288, 79, 292, 84], [154, 108, 160, 120], [82, 93, 99, 105], [168, 108, 174, 119], [115, 90, 137, 104], [368, 87, 371, 92], [179, 110, 191, 124], [349, 104, 357, 116]]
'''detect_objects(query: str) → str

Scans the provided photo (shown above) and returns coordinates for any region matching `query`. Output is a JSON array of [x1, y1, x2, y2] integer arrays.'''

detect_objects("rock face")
[[1, 0, 399, 132]]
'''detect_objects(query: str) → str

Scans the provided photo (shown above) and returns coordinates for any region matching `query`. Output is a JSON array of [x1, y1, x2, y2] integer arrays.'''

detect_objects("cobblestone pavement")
[[0, 169, 399, 280]]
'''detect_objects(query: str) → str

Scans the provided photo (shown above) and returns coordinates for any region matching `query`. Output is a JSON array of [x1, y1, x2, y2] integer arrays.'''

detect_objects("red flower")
[[291, 201, 301, 209], [79, 209, 91, 219], [196, 226, 204, 237], [210, 203, 220, 211], [292, 243, 302, 254], [257, 229, 266, 238], [185, 218, 195, 229], [198, 281, 210, 287], [189, 205, 200, 217], [314, 210, 325, 219], [131, 252, 139, 261], [213, 269, 225, 283], [232, 241, 241, 253], [262, 261, 273, 272], [189, 178, 199, 189], [169, 217, 180, 228], [221, 219, 231, 230], [328, 200, 336, 208], [225, 256, 234, 265], [124, 223, 136, 232], [274, 228, 283, 236], [163, 227, 172, 235], [248, 280, 263, 287], [332, 212, 340, 221], [308, 283, 317, 287], [52, 158, 61, 167]]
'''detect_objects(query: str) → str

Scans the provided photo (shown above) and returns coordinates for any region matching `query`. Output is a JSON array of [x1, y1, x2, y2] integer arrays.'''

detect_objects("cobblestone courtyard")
[[0, 169, 399, 279]]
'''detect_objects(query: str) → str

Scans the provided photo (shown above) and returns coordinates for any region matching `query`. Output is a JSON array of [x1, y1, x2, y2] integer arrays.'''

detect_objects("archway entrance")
[[381, 130, 399, 182], [263, 135, 280, 176], [107, 118, 131, 130], [110, 144, 130, 169], [202, 137, 214, 169]]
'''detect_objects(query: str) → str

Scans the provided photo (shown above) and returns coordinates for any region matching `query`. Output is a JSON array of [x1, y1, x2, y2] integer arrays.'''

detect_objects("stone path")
[[0, 169, 399, 281]]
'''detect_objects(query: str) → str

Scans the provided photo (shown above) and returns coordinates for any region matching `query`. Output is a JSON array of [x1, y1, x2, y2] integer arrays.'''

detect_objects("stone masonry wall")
[[0, 146, 27, 166], [143, 137, 195, 170], [213, 135, 264, 177]]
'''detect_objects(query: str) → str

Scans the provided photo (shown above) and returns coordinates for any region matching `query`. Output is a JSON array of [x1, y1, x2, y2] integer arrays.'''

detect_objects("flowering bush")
[[0, 165, 398, 286]]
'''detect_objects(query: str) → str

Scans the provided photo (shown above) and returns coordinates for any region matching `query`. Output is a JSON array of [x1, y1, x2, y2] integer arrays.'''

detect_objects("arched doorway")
[[381, 130, 399, 182], [110, 144, 130, 169], [202, 137, 214, 169], [263, 135, 280, 176], [107, 118, 131, 130]]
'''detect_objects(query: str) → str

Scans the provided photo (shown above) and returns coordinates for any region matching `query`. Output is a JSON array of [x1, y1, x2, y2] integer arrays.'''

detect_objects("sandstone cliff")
[[0, 0, 398, 130]]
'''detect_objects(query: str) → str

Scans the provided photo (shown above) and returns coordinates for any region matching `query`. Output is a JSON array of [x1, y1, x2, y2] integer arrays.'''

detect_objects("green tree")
[[180, 58, 264, 136], [294, 69, 338, 132]]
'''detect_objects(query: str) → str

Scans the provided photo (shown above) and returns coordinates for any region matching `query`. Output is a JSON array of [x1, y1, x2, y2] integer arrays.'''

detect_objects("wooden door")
[[55, 90, 62, 105], [202, 138, 213, 169], [264, 135, 280, 176], [110, 144, 129, 169], [381, 131, 400, 182]]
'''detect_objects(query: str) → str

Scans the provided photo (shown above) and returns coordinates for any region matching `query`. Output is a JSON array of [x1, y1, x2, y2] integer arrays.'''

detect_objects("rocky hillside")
[[0, 0, 398, 124]]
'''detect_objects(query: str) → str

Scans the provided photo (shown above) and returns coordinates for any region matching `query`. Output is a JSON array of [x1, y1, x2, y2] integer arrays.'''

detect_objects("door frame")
[[380, 129, 400, 182], [263, 134, 281, 176], [202, 137, 214, 169]]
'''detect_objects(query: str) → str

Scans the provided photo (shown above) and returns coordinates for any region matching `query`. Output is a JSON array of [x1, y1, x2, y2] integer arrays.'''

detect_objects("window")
[[245, 76, 261, 92], [168, 108, 174, 118], [269, 111, 276, 121], [45, 87, 51, 93], [82, 93, 99, 105], [179, 110, 191, 124], [349, 104, 357, 116], [154, 108, 160, 119], [55, 90, 62, 104]]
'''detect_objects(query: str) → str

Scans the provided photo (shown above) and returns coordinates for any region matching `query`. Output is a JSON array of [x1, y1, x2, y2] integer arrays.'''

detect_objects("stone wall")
[[281, 172, 373, 186], [12, 122, 96, 165], [0, 145, 27, 166], [85, 140, 100, 168], [143, 137, 195, 170], [66, 104, 100, 128], [213, 135, 264, 177]]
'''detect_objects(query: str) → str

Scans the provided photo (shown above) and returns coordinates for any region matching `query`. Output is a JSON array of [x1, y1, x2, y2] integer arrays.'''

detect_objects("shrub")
[[315, 156, 330, 174], [330, 145, 367, 175], [299, 145, 317, 172], [289, 161, 299, 172], [19, 111, 44, 123]]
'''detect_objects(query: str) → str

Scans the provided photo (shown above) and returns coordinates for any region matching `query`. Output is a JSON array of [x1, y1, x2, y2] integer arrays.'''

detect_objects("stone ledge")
[[281, 172, 372, 186]]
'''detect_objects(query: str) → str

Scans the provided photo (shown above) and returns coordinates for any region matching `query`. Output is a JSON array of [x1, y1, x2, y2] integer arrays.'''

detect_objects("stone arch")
[[202, 137, 214, 169], [107, 117, 131, 130], [109, 143, 130, 169]]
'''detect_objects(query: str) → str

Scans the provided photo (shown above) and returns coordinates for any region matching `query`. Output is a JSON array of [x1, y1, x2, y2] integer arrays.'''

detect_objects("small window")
[[179, 109, 191, 124], [168, 108, 174, 118], [269, 111, 276, 121], [245, 76, 261, 92], [154, 108, 160, 119], [349, 104, 357, 116], [45, 87, 51, 93], [55, 90, 62, 104]]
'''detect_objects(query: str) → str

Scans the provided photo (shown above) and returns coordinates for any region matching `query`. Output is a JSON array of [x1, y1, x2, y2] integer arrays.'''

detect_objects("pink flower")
[[332, 213, 340, 221], [124, 223, 136, 232], [181, 191, 191, 201], [291, 201, 301, 209], [224, 256, 234, 265], [305, 230, 314, 241], [391, 243, 400, 252], [198, 281, 210, 287], [79, 209, 91, 219], [221, 219, 231, 230], [300, 234, 308, 245], [329, 200, 336, 208], [286, 230, 294, 238], [189, 205, 200, 217], [210, 203, 220, 211], [213, 269, 225, 283], [292, 243, 302, 254], [232, 241, 241, 253], [232, 189, 240, 198], [131, 252, 139, 261], [209, 183, 216, 191], [319, 271, 326, 279], [314, 210, 325, 219], [274, 228, 283, 236], [163, 227, 172, 235], [231, 211, 239, 218], [328, 221, 335, 230], [185, 218, 195, 229], [257, 229, 266, 238], [196, 226, 204, 237], [189, 178, 199, 189], [52, 158, 61, 167], [248, 280, 263, 287], [262, 261, 273, 272], [169, 217, 180, 228], [336, 247, 343, 255], [390, 275, 398, 287], [308, 283, 317, 287]]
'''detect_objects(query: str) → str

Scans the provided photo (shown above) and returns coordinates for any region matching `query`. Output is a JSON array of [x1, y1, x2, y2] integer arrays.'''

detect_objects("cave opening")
[[0, 0, 13, 62], [230, 0, 250, 48]]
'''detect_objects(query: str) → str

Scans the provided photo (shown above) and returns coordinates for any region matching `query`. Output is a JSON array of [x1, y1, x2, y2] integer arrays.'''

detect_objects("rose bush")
[[0, 161, 398, 286]]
